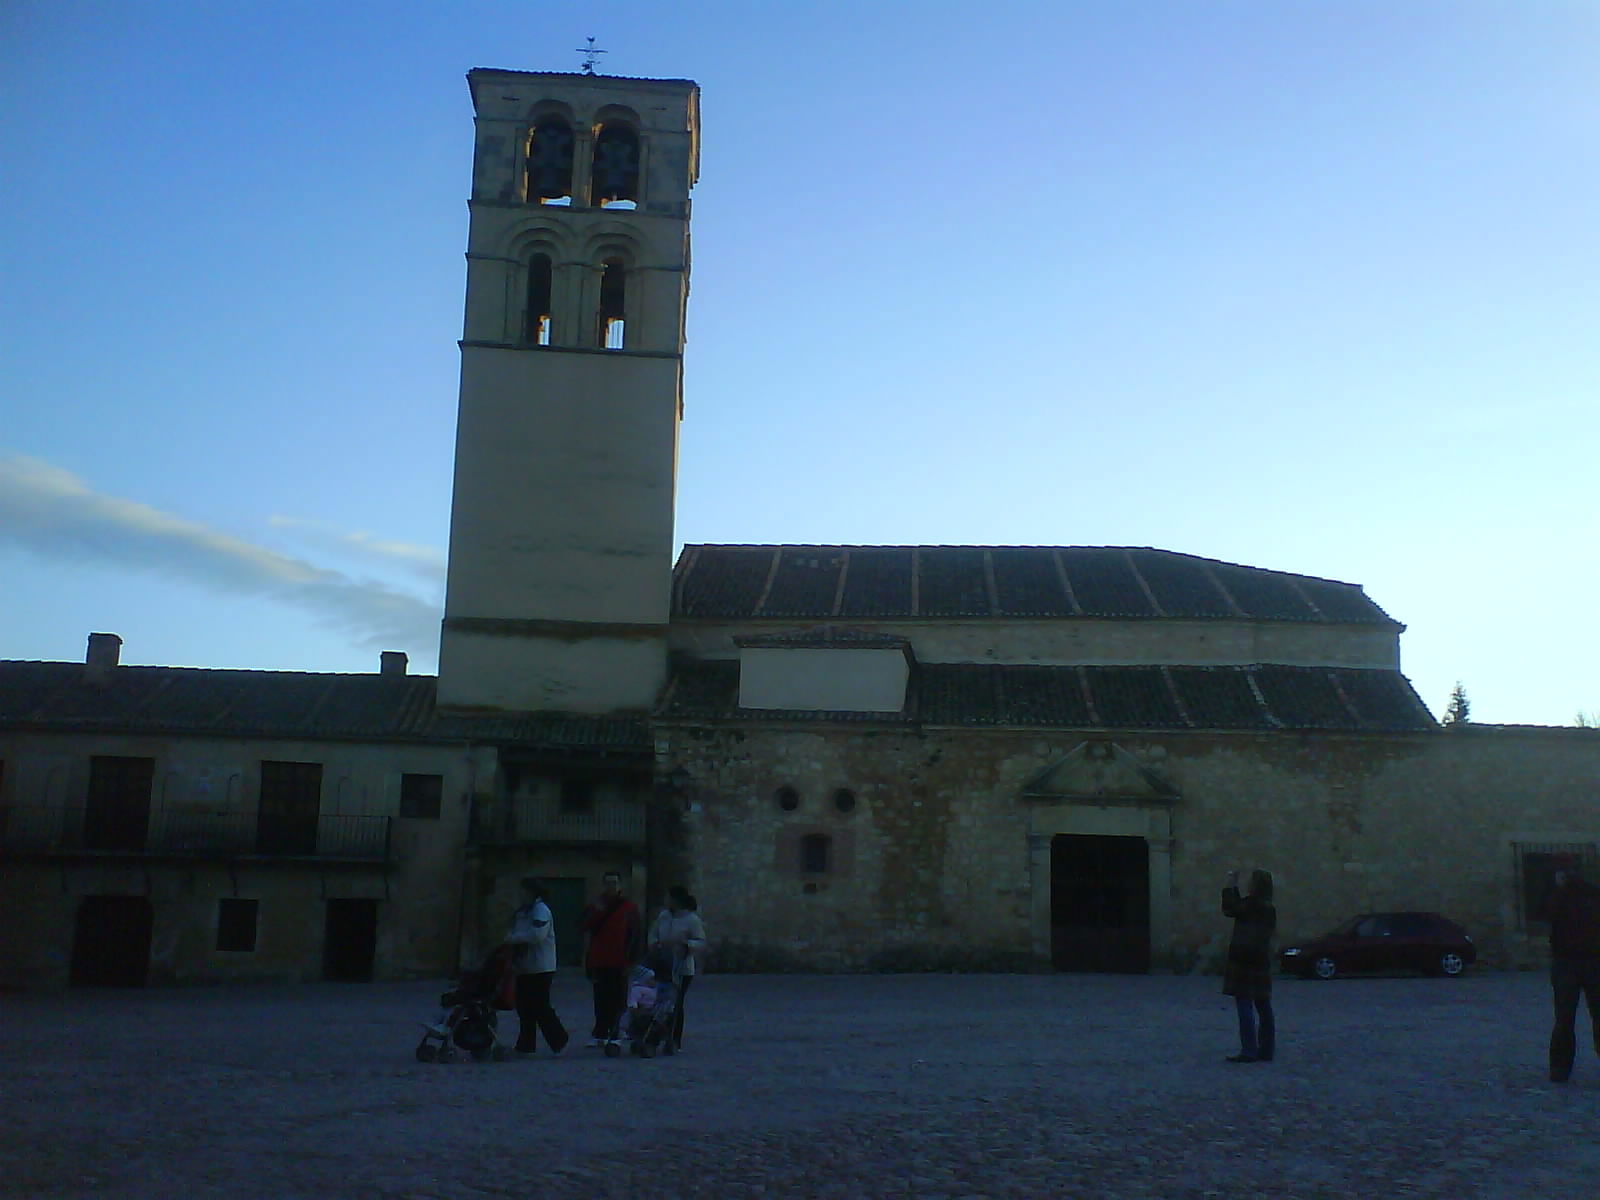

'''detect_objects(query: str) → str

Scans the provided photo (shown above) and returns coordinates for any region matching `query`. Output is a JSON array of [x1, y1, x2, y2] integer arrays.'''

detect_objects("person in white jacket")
[[504, 877, 569, 1056], [650, 885, 707, 1053]]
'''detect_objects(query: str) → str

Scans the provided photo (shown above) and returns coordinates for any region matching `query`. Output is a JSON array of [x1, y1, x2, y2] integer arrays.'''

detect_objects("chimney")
[[380, 651, 408, 678], [85, 632, 122, 682]]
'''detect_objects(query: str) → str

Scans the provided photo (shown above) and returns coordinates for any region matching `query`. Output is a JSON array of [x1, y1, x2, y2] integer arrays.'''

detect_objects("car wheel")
[[1439, 951, 1465, 977], [1312, 955, 1338, 980]]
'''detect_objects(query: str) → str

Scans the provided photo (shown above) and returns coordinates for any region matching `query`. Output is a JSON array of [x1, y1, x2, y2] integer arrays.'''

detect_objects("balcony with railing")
[[471, 794, 646, 847], [0, 806, 392, 862]]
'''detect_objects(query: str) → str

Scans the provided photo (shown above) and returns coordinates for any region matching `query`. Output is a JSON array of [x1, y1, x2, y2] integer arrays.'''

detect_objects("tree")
[[1443, 682, 1471, 726], [1576, 711, 1600, 729]]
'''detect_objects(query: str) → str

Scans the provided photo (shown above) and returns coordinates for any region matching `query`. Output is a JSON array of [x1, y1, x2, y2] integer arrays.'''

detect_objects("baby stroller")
[[416, 946, 515, 1064], [619, 952, 678, 1059]]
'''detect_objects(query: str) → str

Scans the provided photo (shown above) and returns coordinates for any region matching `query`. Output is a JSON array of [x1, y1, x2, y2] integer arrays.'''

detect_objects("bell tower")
[[437, 69, 700, 713]]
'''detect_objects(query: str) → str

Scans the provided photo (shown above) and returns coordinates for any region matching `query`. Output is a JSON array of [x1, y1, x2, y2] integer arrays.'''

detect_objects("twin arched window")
[[523, 117, 641, 208], [519, 250, 627, 350]]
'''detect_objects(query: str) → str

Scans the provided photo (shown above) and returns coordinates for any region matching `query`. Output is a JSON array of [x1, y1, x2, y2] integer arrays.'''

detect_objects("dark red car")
[[1278, 912, 1476, 980]]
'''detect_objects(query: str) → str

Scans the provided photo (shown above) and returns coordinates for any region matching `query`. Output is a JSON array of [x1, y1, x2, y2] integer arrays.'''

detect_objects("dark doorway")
[[323, 898, 378, 981], [1051, 834, 1150, 973], [543, 877, 588, 968], [70, 895, 153, 987]]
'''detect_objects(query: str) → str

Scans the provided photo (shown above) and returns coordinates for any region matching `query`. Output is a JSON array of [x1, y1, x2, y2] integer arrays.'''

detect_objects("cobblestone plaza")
[[3, 972, 1594, 1199]]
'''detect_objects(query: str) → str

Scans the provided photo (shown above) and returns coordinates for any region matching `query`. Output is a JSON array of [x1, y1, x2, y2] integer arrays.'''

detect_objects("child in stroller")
[[617, 950, 678, 1059], [416, 945, 515, 1063]]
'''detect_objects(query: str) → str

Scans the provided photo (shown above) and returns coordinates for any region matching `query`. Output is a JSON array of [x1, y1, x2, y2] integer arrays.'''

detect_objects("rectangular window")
[[217, 898, 259, 952], [257, 761, 322, 855], [399, 773, 443, 820], [84, 755, 155, 851], [801, 832, 832, 875], [1515, 842, 1598, 929], [525, 253, 552, 345], [599, 259, 626, 349]]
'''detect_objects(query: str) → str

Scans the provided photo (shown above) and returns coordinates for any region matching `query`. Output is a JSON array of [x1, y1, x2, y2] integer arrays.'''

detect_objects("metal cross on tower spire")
[[574, 37, 607, 75]]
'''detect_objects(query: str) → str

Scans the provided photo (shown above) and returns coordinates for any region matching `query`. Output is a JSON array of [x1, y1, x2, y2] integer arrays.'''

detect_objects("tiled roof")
[[734, 628, 910, 649], [672, 545, 1400, 626], [468, 69, 699, 89], [0, 663, 650, 751], [657, 660, 1437, 733], [429, 711, 651, 750]]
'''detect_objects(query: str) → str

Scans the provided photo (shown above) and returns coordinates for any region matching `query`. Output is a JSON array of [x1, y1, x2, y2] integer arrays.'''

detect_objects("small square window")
[[217, 898, 259, 952], [560, 778, 595, 814], [400, 773, 443, 820], [1516, 843, 1598, 929]]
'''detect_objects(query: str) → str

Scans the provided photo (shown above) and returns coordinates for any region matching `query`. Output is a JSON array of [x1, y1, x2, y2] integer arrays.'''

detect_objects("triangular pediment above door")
[[1020, 740, 1178, 806]]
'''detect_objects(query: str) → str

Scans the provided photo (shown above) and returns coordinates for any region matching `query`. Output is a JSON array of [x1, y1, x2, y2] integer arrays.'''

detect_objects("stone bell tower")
[[437, 68, 700, 713]]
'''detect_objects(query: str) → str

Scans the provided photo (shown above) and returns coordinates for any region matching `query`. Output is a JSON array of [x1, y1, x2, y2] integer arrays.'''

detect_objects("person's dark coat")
[[1221, 886, 1276, 997], [1540, 875, 1600, 962]]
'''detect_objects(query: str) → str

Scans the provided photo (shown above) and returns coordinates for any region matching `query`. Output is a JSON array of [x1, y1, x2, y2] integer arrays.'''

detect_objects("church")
[[2, 67, 1595, 989]]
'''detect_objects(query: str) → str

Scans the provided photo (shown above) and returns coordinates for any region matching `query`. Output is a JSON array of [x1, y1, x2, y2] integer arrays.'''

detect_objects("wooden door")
[[1050, 834, 1151, 973], [70, 895, 153, 987], [256, 761, 322, 855]]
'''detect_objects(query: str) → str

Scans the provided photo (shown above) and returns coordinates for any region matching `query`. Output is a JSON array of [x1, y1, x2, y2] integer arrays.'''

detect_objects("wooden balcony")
[[471, 795, 645, 847], [0, 806, 392, 863]]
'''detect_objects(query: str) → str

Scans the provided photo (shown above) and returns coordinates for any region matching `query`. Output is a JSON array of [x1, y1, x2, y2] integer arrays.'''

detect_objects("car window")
[[1355, 916, 1385, 938]]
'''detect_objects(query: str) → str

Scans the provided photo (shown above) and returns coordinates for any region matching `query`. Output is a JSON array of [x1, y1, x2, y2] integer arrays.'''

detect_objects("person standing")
[[1539, 854, 1600, 1083], [650, 885, 707, 1053], [1221, 868, 1276, 1063], [503, 877, 569, 1057], [579, 870, 642, 1051]]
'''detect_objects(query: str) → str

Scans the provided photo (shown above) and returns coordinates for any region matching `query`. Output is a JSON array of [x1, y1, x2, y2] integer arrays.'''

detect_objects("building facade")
[[3, 67, 1596, 989]]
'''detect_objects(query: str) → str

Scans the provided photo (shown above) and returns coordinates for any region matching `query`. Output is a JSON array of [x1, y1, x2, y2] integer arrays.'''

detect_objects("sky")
[[3, 0, 1598, 726]]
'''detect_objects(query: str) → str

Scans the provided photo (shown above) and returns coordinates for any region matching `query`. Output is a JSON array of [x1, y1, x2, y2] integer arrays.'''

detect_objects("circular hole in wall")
[[832, 788, 856, 813], [775, 786, 800, 812]]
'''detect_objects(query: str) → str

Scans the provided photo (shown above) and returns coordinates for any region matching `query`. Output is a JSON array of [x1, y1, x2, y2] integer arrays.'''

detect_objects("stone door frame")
[[1028, 803, 1174, 970]]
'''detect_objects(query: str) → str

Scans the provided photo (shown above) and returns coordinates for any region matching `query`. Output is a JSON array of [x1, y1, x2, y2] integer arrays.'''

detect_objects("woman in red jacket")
[[579, 870, 642, 1051]]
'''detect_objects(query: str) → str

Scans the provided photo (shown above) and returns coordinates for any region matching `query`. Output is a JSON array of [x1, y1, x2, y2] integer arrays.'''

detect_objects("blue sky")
[[3, 0, 1597, 725]]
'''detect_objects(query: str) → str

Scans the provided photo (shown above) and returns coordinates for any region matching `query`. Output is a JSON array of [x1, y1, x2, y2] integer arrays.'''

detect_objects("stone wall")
[[659, 722, 1600, 973]]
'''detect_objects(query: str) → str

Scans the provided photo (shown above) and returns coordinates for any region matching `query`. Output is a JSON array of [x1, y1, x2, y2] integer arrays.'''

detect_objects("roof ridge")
[[0, 660, 442, 680], [678, 544, 1374, 590]]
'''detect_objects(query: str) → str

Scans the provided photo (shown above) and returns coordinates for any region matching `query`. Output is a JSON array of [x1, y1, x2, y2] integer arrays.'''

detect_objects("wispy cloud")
[[0, 455, 441, 654], [267, 515, 446, 583]]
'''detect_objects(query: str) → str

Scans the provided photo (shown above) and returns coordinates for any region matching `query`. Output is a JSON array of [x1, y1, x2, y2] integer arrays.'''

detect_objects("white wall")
[[738, 648, 909, 713]]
